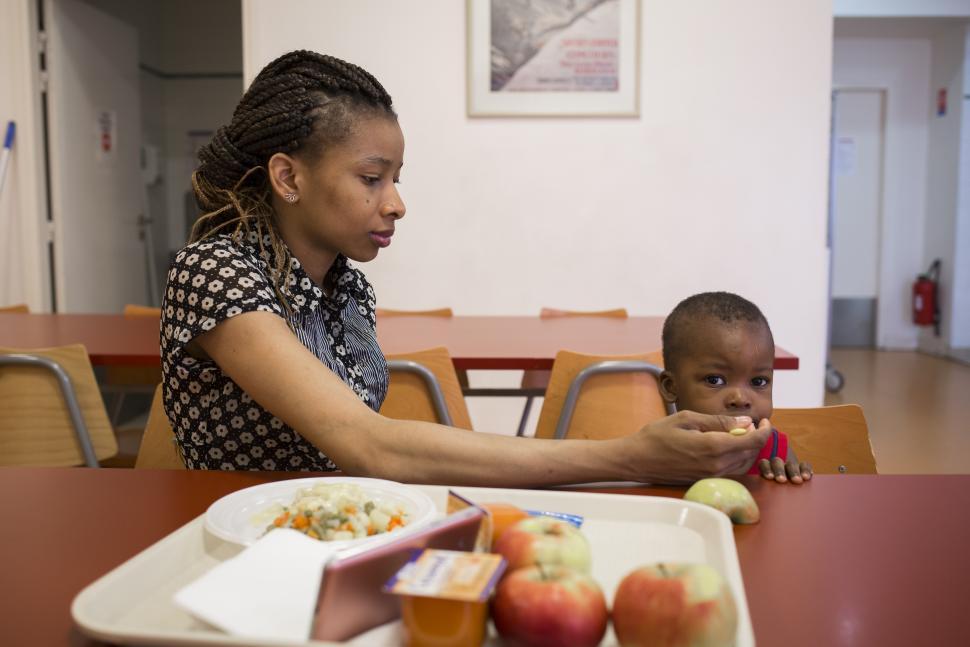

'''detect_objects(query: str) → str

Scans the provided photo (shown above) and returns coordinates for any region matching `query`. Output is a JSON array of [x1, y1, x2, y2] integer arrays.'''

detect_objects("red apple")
[[492, 564, 608, 647], [493, 516, 591, 574], [612, 562, 737, 647]]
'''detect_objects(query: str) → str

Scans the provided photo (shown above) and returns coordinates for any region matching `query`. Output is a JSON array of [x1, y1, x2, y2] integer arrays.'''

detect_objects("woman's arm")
[[194, 312, 772, 486]]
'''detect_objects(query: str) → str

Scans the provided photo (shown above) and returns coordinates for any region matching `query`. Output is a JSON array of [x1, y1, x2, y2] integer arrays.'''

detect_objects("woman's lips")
[[369, 231, 393, 248]]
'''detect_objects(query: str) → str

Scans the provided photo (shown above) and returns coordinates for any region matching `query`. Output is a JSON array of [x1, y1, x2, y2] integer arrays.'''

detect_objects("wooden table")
[[0, 469, 964, 646], [0, 314, 800, 370]]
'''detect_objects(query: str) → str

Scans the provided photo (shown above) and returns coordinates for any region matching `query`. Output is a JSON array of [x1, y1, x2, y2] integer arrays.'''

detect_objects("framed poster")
[[467, 0, 640, 117]]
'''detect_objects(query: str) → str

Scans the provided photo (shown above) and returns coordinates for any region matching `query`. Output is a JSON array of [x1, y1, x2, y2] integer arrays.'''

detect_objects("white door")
[[830, 89, 885, 346], [45, 0, 146, 312]]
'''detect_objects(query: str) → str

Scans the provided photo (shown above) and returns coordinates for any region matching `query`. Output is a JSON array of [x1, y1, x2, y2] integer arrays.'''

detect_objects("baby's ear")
[[658, 370, 678, 403]]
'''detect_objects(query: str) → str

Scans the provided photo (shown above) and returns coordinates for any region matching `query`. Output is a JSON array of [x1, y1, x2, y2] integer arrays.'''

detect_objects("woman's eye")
[[704, 375, 725, 386], [751, 377, 770, 387], [361, 176, 379, 185]]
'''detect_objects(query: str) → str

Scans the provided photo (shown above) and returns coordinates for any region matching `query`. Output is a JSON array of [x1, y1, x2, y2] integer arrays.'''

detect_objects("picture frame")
[[467, 0, 641, 117]]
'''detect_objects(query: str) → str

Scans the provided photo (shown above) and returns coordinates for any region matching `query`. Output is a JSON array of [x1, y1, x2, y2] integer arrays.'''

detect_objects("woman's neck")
[[274, 222, 338, 292]]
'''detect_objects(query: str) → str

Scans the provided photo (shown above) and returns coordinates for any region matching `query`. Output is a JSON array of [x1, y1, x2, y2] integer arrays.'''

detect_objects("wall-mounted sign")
[[96, 110, 116, 160]]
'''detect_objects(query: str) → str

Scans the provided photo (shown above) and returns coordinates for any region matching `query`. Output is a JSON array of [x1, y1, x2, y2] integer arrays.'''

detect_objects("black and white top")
[[160, 230, 388, 471]]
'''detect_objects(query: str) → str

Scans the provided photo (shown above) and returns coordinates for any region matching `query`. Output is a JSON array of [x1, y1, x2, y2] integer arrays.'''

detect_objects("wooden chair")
[[0, 304, 30, 313], [517, 308, 629, 436], [103, 304, 163, 425], [770, 404, 877, 474], [380, 347, 473, 430], [0, 344, 117, 467], [376, 307, 454, 318], [135, 384, 185, 469], [533, 349, 671, 441], [376, 308, 468, 388]]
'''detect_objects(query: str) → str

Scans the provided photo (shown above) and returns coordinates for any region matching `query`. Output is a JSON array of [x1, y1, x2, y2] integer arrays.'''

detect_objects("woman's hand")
[[623, 412, 774, 484]]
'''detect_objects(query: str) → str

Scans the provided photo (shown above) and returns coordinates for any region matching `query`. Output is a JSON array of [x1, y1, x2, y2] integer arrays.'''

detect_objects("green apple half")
[[684, 478, 760, 524]]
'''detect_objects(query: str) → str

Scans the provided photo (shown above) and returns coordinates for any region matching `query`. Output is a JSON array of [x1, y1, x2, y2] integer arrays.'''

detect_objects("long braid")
[[189, 50, 396, 321]]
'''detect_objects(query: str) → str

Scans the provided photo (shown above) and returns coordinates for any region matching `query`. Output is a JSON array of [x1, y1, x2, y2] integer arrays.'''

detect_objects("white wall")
[[927, 27, 970, 348], [242, 0, 833, 425], [920, 24, 967, 352], [832, 37, 931, 349], [0, 0, 49, 311], [836, 0, 970, 17], [946, 26, 970, 348]]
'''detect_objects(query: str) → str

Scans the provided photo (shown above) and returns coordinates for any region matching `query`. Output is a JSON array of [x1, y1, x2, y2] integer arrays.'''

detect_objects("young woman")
[[161, 50, 771, 484]]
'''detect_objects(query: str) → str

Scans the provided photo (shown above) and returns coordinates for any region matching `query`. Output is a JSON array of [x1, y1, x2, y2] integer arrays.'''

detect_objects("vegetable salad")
[[268, 482, 409, 541]]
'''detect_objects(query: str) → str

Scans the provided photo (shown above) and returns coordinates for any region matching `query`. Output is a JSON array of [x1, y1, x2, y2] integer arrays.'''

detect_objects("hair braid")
[[189, 50, 396, 321]]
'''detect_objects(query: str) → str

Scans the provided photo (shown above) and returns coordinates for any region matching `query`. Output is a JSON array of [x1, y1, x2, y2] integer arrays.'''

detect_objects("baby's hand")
[[758, 457, 813, 484]]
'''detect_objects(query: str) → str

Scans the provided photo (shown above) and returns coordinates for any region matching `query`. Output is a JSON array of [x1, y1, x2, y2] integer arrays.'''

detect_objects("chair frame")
[[385, 359, 454, 426], [0, 354, 99, 467], [554, 360, 674, 440]]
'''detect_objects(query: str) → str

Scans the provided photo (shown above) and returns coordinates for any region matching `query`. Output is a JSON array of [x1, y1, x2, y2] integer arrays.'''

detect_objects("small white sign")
[[835, 136, 856, 176]]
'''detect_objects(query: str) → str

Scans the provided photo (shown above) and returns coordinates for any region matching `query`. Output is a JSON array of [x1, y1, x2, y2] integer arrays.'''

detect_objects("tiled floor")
[[825, 349, 970, 474]]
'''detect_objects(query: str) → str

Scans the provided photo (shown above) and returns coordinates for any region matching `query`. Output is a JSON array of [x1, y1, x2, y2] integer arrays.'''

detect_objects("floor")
[[825, 349, 970, 474]]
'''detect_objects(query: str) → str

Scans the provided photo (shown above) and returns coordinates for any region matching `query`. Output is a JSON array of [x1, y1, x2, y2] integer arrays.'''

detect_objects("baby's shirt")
[[746, 429, 790, 474]]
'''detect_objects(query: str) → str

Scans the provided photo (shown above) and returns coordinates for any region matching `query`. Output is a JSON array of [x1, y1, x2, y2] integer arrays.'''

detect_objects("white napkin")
[[174, 529, 338, 642]]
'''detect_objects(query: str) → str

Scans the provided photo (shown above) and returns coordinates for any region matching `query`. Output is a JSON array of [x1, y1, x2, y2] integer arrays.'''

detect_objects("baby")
[[659, 292, 813, 484]]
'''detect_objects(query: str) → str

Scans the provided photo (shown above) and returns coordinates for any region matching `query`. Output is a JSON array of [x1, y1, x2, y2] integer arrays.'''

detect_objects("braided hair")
[[189, 50, 396, 316]]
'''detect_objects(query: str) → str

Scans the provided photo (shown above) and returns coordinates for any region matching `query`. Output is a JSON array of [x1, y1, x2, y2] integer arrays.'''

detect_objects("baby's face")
[[665, 320, 774, 424]]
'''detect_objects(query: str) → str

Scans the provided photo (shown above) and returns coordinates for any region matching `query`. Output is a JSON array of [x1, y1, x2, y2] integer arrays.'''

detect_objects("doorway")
[[41, 0, 242, 311], [829, 88, 886, 348]]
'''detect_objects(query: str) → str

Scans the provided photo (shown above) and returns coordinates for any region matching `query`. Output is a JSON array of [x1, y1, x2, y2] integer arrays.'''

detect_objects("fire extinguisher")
[[913, 259, 941, 336]]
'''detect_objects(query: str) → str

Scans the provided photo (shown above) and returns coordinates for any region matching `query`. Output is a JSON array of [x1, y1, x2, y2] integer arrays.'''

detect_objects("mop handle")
[[0, 121, 15, 197]]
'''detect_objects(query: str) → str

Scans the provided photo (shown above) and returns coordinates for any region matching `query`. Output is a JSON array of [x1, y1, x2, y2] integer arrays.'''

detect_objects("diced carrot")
[[292, 515, 309, 529], [273, 512, 290, 527], [388, 516, 404, 531], [367, 525, 376, 536], [344, 505, 357, 515]]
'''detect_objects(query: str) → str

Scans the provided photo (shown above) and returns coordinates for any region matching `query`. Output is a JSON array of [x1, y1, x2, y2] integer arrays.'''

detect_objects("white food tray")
[[72, 485, 754, 646]]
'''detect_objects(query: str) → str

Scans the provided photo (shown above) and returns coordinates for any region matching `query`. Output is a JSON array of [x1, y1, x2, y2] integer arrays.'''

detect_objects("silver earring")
[[284, 192, 299, 204]]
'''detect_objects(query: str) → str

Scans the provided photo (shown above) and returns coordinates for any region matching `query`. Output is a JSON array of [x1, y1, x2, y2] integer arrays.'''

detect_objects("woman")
[[161, 50, 771, 484]]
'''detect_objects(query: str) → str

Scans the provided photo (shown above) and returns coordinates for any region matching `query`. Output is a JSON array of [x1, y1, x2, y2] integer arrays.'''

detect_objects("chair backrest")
[[376, 308, 454, 318], [0, 344, 117, 466], [135, 384, 185, 469], [376, 308, 469, 388], [534, 349, 670, 440], [539, 307, 628, 319], [380, 347, 473, 430], [123, 304, 162, 318], [521, 308, 629, 390], [104, 305, 162, 386], [770, 404, 877, 474], [0, 304, 30, 313]]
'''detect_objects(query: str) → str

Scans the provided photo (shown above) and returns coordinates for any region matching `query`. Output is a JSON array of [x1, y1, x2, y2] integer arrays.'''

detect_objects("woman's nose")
[[382, 187, 406, 220]]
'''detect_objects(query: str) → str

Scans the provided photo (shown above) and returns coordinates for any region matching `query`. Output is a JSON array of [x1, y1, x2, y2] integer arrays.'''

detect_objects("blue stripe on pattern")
[[290, 304, 388, 411]]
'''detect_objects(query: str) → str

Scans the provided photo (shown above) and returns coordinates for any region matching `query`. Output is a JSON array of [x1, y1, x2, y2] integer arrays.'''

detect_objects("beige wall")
[[243, 0, 834, 426], [0, 0, 49, 311]]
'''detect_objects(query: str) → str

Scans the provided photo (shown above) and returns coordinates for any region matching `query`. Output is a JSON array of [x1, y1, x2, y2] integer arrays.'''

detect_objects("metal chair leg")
[[516, 396, 534, 437]]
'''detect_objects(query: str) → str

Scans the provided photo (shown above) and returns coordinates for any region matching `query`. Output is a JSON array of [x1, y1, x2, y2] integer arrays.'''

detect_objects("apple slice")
[[683, 478, 760, 524]]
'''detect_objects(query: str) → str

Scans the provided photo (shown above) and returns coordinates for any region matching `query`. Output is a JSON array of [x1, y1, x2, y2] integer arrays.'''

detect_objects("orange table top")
[[0, 469, 965, 646], [0, 313, 799, 370]]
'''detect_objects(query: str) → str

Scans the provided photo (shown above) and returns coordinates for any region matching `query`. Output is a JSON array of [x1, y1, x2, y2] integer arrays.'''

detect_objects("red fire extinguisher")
[[913, 259, 941, 335]]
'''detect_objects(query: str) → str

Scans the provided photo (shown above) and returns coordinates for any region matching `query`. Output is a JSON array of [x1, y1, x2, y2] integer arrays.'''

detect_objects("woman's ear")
[[658, 370, 678, 405], [267, 153, 299, 199]]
